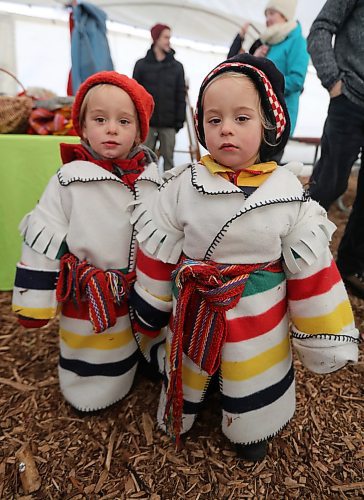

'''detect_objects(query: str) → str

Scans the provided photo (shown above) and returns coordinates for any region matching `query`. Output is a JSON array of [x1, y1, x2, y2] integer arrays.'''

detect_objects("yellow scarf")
[[200, 154, 277, 187]]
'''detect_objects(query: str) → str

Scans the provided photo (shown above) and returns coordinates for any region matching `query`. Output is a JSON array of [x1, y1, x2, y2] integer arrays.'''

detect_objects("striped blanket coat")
[[130, 161, 359, 445], [12, 160, 160, 411]]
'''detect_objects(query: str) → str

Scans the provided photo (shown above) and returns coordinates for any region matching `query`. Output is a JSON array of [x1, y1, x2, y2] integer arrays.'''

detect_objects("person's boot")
[[235, 440, 268, 461]]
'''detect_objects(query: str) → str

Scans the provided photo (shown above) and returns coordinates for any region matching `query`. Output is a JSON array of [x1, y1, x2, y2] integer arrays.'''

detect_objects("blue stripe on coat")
[[130, 287, 171, 329], [15, 266, 58, 290], [59, 349, 139, 377], [149, 340, 165, 373], [183, 399, 204, 415], [162, 373, 206, 415], [179, 364, 294, 415], [221, 364, 295, 414]]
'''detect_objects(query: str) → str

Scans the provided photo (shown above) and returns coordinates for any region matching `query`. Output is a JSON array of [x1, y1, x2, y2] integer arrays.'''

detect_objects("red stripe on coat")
[[62, 299, 129, 320], [137, 248, 176, 281], [226, 297, 287, 342], [133, 321, 161, 339], [287, 259, 341, 301]]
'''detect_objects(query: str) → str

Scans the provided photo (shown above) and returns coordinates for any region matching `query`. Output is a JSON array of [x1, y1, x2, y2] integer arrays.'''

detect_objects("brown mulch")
[[1, 174, 363, 500]]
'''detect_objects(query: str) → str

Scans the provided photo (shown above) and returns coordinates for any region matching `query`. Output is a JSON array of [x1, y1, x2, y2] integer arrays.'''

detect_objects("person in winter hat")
[[150, 23, 171, 44], [130, 53, 359, 461], [12, 71, 162, 412], [228, 0, 308, 146], [72, 70, 154, 143], [265, 0, 297, 22], [133, 23, 186, 172], [194, 54, 291, 164]]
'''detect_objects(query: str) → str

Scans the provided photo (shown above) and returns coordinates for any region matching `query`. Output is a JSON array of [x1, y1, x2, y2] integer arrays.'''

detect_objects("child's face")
[[82, 85, 140, 160], [203, 76, 263, 170]]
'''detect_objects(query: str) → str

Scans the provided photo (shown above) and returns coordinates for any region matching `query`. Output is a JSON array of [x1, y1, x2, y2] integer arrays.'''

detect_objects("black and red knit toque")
[[72, 71, 154, 143], [194, 53, 291, 162], [151, 23, 170, 43]]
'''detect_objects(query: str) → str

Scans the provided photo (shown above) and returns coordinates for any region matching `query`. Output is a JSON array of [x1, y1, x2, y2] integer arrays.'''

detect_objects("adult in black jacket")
[[133, 23, 186, 171]]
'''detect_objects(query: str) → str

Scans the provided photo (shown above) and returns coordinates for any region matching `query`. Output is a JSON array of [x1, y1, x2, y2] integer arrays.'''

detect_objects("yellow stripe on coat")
[[149, 292, 172, 302], [221, 336, 290, 381], [165, 341, 208, 391], [12, 304, 58, 319], [138, 335, 150, 353], [182, 364, 209, 391], [292, 300, 354, 335], [60, 327, 134, 350]]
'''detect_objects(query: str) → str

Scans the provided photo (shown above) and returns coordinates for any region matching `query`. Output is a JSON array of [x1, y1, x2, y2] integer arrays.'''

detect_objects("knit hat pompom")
[[72, 71, 154, 142], [151, 23, 171, 43], [194, 53, 291, 162], [265, 0, 297, 22]]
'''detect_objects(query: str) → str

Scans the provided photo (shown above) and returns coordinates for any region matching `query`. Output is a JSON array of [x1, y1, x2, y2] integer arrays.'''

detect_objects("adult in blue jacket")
[[228, 0, 309, 138]]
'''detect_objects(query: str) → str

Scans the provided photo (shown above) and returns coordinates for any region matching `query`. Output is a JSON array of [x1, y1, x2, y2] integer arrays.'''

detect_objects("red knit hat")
[[72, 71, 154, 142], [151, 23, 170, 43]]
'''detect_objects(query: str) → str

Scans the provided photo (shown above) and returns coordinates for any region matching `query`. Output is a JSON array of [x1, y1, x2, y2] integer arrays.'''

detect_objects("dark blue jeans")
[[309, 94, 364, 275]]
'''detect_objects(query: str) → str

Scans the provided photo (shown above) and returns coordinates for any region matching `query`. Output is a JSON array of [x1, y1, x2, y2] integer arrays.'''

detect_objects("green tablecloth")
[[0, 134, 79, 290]]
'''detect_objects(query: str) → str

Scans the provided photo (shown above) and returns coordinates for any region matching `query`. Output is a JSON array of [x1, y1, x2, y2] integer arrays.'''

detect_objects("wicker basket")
[[0, 68, 33, 134]]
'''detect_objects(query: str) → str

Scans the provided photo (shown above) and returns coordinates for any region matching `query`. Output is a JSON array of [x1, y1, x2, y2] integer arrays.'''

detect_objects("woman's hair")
[[202, 72, 276, 158]]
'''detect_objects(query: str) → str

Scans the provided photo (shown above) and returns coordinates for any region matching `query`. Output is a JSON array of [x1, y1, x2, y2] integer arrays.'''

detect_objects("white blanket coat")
[[12, 160, 160, 411], [131, 162, 359, 444]]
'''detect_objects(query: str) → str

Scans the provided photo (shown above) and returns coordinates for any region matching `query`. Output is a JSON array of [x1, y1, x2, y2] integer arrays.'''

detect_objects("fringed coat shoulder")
[[12, 159, 160, 411], [131, 161, 359, 445]]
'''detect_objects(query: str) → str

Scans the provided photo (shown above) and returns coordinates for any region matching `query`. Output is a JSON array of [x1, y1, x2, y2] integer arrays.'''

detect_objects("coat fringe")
[[19, 212, 67, 260], [130, 199, 183, 264], [282, 215, 336, 273]]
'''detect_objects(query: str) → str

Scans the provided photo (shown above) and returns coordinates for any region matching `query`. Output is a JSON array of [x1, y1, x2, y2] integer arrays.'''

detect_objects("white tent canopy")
[[2, 0, 326, 45]]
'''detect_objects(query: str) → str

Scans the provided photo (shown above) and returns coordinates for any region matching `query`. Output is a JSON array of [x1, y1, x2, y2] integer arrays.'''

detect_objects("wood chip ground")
[[1, 173, 363, 499]]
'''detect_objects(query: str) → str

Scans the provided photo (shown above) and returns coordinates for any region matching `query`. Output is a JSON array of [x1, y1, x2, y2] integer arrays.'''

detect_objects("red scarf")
[[60, 143, 146, 189]]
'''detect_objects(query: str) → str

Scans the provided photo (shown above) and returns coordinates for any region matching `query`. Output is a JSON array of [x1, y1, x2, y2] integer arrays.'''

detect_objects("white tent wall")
[[0, 7, 227, 99], [0, 0, 330, 165], [0, 14, 17, 94], [0, 5, 229, 165], [16, 16, 71, 92], [0, 0, 327, 45]]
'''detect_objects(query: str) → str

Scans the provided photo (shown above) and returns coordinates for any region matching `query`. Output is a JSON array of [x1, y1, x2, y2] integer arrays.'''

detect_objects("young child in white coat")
[[12, 71, 161, 412], [130, 54, 359, 460]]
